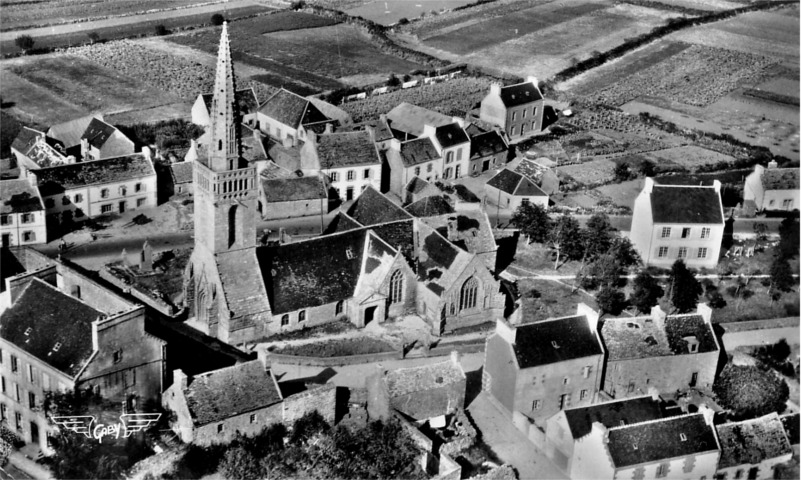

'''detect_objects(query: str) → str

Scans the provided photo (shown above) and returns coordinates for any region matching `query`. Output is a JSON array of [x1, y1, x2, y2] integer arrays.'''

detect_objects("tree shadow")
[[494, 231, 519, 273]]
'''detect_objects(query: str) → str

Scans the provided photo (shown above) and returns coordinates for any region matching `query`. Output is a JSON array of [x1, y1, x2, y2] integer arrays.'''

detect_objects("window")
[[580, 389, 588, 401], [389, 270, 404, 304], [363, 169, 370, 179], [677, 247, 687, 259], [426, 163, 433, 173], [456, 148, 462, 161], [27, 365, 34, 383], [22, 231, 35, 242], [74, 194, 83, 203], [298, 311, 306, 323], [10, 356, 17, 373], [414, 167, 421, 176], [563, 377, 569, 385], [347, 170, 355, 181], [656, 463, 668, 478], [281, 315, 289, 326], [661, 227, 671, 238], [250, 414, 257, 424], [681, 227, 690, 238], [137, 198, 146, 207], [658, 246, 669, 258], [697, 247, 708, 259], [443, 168, 451, 179], [1, 377, 5, 393], [0, 404, 5, 421], [14, 384, 20, 402], [511, 126, 516, 136], [522, 108, 527, 118], [53, 342, 62, 352], [113, 350, 123, 364], [446, 151, 454, 164], [45, 198, 55, 208], [582, 366, 591, 379], [521, 124, 526, 134], [217, 424, 224, 433], [21, 213, 32, 224], [627, 382, 635, 393], [0, 215, 9, 226], [335, 300, 344, 316], [101, 188, 109, 198], [701, 227, 711, 239], [512, 112, 517, 121], [532, 399, 541, 410], [558, 393, 570, 410], [679, 432, 687, 441], [135, 183, 143, 193], [330, 172, 339, 182], [455, 165, 461, 178], [15, 412, 21, 431], [101, 204, 113, 214], [28, 392, 35, 409], [460, 277, 479, 310], [734, 470, 743, 479]]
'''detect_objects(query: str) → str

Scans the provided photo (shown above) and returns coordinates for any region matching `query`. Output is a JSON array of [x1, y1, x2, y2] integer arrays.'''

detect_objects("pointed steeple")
[[208, 21, 241, 171]]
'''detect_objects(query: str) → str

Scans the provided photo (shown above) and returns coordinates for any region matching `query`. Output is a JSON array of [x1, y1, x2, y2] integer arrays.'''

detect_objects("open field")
[[0, 3, 273, 55], [346, 0, 474, 26]]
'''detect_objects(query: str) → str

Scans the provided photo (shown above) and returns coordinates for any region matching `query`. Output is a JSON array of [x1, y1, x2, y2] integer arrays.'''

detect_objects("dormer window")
[[680, 433, 687, 442], [551, 340, 559, 349], [24, 328, 31, 336], [345, 247, 354, 259], [53, 342, 62, 352], [633, 444, 638, 450]]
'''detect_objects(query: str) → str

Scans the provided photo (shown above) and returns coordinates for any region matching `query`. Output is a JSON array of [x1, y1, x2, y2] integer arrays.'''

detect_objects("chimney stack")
[[173, 369, 188, 390], [643, 177, 654, 194], [490, 83, 502, 96], [713, 179, 721, 193], [324, 123, 334, 134], [577, 303, 600, 333], [768, 160, 778, 169]]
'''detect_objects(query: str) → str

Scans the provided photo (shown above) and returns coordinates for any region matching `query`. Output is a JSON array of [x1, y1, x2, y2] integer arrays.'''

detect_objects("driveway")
[[468, 392, 566, 480]]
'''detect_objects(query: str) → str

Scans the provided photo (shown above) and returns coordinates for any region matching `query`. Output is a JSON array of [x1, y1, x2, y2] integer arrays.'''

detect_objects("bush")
[[154, 25, 168, 36], [87, 32, 100, 44], [714, 364, 789, 420], [290, 0, 306, 10], [14, 34, 34, 51], [211, 13, 225, 26]]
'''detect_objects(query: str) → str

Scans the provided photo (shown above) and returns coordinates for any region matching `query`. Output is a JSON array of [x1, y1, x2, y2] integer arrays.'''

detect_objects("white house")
[[385, 137, 442, 198], [484, 168, 548, 210], [630, 178, 724, 269], [0, 180, 47, 247], [479, 77, 545, 142], [419, 123, 470, 181], [299, 131, 381, 202], [743, 161, 799, 214], [254, 89, 336, 146]]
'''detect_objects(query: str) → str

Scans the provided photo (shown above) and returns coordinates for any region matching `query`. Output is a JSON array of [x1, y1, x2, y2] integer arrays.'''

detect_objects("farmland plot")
[[345, 0, 474, 26]]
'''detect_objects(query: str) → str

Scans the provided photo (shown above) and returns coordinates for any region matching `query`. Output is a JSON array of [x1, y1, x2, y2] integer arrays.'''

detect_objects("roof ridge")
[[517, 313, 585, 328], [27, 277, 105, 315], [191, 358, 264, 381], [608, 411, 703, 432], [565, 394, 657, 412]]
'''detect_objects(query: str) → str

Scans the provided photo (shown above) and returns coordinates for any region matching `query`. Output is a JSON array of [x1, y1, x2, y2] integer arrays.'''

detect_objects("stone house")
[[29, 151, 158, 226], [479, 78, 545, 142], [385, 137, 442, 198], [255, 88, 336, 146], [46, 115, 100, 159], [300, 131, 381, 202], [10, 127, 70, 174], [259, 174, 328, 220], [630, 178, 724, 269], [569, 410, 720, 480], [0, 180, 47, 247], [743, 161, 799, 214], [168, 161, 194, 196], [715, 413, 793, 480], [79, 117, 135, 162], [385, 102, 454, 140], [484, 168, 548, 211], [0, 248, 165, 455], [482, 304, 605, 425], [420, 123, 470, 181], [404, 177, 441, 205], [364, 114, 394, 152], [468, 129, 508, 176], [600, 304, 720, 399], [544, 393, 683, 476]]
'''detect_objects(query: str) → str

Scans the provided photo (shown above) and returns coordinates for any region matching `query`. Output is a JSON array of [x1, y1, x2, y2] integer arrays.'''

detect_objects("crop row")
[[339, 76, 492, 122]]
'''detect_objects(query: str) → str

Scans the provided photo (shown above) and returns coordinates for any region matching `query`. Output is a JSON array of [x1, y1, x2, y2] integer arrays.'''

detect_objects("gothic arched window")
[[389, 270, 403, 304], [335, 300, 344, 316], [228, 205, 237, 248], [460, 277, 479, 311]]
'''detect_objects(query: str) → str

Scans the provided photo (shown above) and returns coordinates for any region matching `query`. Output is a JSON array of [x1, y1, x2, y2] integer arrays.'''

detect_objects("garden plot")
[[646, 145, 736, 171], [558, 158, 617, 186]]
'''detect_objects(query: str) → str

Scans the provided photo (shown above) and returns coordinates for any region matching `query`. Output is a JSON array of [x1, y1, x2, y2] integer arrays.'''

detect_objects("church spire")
[[208, 21, 240, 171]]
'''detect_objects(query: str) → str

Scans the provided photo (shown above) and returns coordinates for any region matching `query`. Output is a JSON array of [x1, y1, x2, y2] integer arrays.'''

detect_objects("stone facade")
[[282, 383, 336, 425]]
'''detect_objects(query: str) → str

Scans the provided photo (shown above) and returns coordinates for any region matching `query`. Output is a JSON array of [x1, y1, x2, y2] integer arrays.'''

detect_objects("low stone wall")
[[282, 383, 337, 426], [267, 349, 403, 367], [719, 317, 799, 351], [428, 342, 485, 357]]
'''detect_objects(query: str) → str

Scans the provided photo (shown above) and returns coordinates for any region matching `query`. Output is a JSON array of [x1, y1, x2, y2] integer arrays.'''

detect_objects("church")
[[184, 24, 508, 346]]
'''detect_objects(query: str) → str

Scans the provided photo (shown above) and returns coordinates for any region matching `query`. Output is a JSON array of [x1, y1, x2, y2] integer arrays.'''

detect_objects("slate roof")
[[416, 222, 474, 297], [370, 219, 416, 261], [608, 414, 718, 468], [499, 82, 543, 108], [435, 123, 469, 149], [398, 137, 440, 167], [564, 396, 673, 440], [513, 315, 602, 368], [602, 313, 718, 361], [406, 176, 432, 195], [386, 103, 452, 137], [717, 413, 792, 469], [781, 413, 799, 445], [307, 97, 352, 125], [258, 88, 328, 128], [215, 249, 271, 331], [422, 211, 496, 255], [1, 180, 44, 214], [316, 131, 380, 169], [487, 169, 546, 197], [762, 168, 799, 190], [346, 186, 411, 226], [258, 229, 371, 314], [406, 195, 454, 218], [48, 115, 99, 148], [385, 357, 465, 398], [169, 162, 193, 185], [262, 175, 327, 202], [265, 137, 301, 172], [184, 360, 282, 426], [0, 278, 100, 377], [81, 118, 117, 150], [201, 87, 259, 115], [470, 130, 507, 160], [649, 185, 723, 224], [34, 154, 155, 196], [370, 117, 394, 142]]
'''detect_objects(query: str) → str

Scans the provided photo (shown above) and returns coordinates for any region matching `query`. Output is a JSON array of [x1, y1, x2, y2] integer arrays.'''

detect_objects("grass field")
[[346, 0, 473, 26]]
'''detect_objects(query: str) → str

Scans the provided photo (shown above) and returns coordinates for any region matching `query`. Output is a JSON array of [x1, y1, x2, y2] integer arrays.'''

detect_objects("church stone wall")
[[282, 383, 337, 425]]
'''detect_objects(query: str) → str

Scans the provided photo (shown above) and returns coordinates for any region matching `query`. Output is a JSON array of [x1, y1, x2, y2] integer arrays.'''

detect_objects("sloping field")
[[346, 0, 473, 26]]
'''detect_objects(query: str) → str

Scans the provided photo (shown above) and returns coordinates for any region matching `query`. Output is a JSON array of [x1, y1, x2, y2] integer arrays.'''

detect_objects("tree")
[[629, 271, 664, 313], [211, 13, 225, 26], [511, 202, 550, 244], [596, 286, 626, 316], [219, 443, 261, 480], [639, 159, 656, 177], [613, 162, 633, 182], [548, 214, 583, 269], [669, 260, 702, 313], [752, 222, 769, 241], [386, 73, 400, 87], [608, 236, 640, 269], [397, 17, 409, 25], [769, 255, 795, 295], [154, 24, 168, 36], [581, 213, 616, 262], [778, 218, 799, 259], [14, 35, 34, 52], [87, 32, 100, 44], [713, 364, 789, 420]]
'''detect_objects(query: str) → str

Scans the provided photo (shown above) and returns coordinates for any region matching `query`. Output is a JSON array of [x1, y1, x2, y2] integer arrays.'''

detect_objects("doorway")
[[690, 372, 698, 388], [346, 187, 354, 201], [30, 421, 39, 446], [1, 234, 9, 248], [119, 201, 126, 213], [364, 306, 377, 325], [482, 160, 490, 172]]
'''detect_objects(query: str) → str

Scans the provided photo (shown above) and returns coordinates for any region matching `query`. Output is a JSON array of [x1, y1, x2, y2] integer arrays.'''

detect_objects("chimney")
[[120, 248, 129, 266], [648, 386, 660, 401], [650, 305, 666, 331], [365, 124, 376, 142], [451, 116, 465, 127], [712, 179, 721, 193], [389, 137, 402, 151], [324, 123, 334, 134], [577, 303, 600, 333], [257, 348, 271, 369], [643, 177, 654, 194], [422, 124, 437, 139], [699, 404, 715, 427], [495, 318, 516, 344], [91, 319, 100, 351], [446, 216, 457, 240], [450, 350, 460, 366], [140, 240, 153, 272], [173, 369, 188, 390], [768, 160, 778, 169], [696, 303, 712, 323], [527, 76, 539, 89], [141, 146, 152, 161], [490, 82, 502, 96], [307, 130, 317, 146]]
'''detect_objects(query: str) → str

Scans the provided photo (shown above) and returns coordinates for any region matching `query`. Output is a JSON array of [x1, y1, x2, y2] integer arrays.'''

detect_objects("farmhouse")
[[169, 161, 194, 196], [629, 178, 724, 269], [300, 130, 381, 201], [255, 88, 336, 146], [0, 180, 47, 247], [479, 77, 545, 142], [79, 117, 136, 161], [385, 137, 442, 198], [29, 151, 157, 224], [743, 161, 800, 214], [600, 304, 720, 399], [259, 174, 328, 220], [420, 123, 470, 180], [484, 168, 548, 210], [385, 102, 454, 139], [403, 176, 441, 205], [468, 129, 508, 175], [0, 248, 165, 455], [715, 413, 793, 480], [482, 304, 605, 424]]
